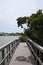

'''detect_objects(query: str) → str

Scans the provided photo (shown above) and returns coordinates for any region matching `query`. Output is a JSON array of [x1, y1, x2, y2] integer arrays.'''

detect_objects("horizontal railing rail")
[[0, 39, 20, 65], [26, 38, 43, 65]]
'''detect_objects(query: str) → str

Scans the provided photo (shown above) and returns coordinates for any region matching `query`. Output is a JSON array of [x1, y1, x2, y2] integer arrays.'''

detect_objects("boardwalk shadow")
[[27, 56, 35, 64], [15, 56, 26, 62], [24, 46, 28, 48], [15, 55, 35, 65]]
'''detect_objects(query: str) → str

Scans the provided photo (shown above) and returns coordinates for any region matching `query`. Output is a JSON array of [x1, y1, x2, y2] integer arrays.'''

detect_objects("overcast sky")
[[0, 0, 43, 33]]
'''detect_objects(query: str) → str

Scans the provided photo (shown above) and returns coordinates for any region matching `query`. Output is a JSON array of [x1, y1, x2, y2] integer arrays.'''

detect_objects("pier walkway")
[[9, 42, 35, 65]]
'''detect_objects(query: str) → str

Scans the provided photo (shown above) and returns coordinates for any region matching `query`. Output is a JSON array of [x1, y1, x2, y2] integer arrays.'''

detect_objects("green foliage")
[[24, 28, 32, 38], [16, 16, 30, 28], [30, 10, 43, 45], [16, 17, 23, 27], [16, 9, 43, 46], [19, 34, 28, 42]]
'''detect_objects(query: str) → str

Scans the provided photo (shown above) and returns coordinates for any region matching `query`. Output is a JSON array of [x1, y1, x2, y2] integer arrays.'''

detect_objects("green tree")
[[17, 16, 30, 28], [30, 10, 43, 45], [16, 10, 43, 46]]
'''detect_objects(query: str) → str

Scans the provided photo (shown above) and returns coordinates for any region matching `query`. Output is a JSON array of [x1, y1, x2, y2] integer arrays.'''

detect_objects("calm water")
[[0, 36, 20, 47]]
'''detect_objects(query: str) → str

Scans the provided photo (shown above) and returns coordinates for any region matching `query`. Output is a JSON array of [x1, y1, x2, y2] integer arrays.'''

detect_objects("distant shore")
[[0, 32, 20, 36]]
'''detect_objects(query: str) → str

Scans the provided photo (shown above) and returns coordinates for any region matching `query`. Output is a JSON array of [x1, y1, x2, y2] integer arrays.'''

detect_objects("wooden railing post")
[[13, 41, 15, 52], [10, 43, 13, 58], [9, 45, 10, 59], [7, 46, 9, 64], [12, 41, 15, 51], [39, 51, 43, 62], [36, 49, 39, 65], [2, 49, 5, 65]]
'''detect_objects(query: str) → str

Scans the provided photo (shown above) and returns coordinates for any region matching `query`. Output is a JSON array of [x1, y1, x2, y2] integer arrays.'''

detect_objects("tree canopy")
[[16, 16, 30, 28], [16, 10, 43, 46]]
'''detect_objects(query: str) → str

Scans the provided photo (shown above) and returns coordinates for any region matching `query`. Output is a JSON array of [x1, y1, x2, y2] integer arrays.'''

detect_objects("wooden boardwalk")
[[9, 42, 36, 65]]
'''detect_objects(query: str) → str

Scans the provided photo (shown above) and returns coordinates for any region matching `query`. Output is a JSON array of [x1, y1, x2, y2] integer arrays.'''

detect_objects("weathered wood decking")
[[9, 42, 35, 65]]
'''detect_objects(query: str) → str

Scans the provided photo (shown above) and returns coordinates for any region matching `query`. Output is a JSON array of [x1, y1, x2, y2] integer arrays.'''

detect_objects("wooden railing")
[[0, 38, 43, 65], [0, 39, 20, 65], [26, 39, 43, 65]]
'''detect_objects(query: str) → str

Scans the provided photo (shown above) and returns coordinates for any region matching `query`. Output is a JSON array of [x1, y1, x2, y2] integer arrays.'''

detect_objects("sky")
[[0, 0, 43, 33]]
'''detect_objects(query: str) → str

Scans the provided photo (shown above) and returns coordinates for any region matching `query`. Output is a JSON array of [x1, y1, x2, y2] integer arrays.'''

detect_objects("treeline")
[[17, 10, 43, 46], [0, 32, 20, 36]]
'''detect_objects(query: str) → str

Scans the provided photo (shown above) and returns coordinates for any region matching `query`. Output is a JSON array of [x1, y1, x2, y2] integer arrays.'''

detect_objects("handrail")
[[0, 40, 15, 50], [0, 39, 20, 65], [27, 39, 43, 53], [26, 38, 43, 65], [0, 47, 13, 64], [0, 38, 43, 65]]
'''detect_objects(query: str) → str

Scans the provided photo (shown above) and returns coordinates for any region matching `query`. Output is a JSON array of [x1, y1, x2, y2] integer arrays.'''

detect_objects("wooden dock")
[[9, 42, 35, 65]]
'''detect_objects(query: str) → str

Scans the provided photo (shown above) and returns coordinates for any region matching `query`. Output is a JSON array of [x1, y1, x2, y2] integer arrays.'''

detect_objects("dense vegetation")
[[16, 10, 43, 46]]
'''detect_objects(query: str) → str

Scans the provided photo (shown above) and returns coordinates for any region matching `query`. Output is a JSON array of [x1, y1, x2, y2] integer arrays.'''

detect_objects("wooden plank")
[[9, 42, 35, 65]]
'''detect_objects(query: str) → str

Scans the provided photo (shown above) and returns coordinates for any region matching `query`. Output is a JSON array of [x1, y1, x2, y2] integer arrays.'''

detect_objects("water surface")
[[0, 36, 19, 47]]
